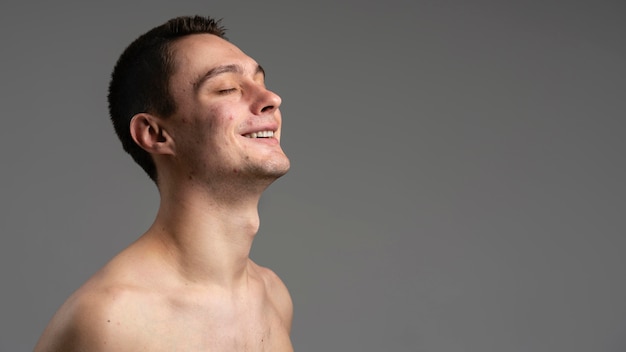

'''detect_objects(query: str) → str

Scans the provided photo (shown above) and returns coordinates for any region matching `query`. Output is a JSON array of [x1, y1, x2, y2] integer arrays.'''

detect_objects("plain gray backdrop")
[[1, 0, 625, 351]]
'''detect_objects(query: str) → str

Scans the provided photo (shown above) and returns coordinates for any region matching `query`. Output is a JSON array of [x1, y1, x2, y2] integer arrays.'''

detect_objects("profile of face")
[[162, 34, 290, 186]]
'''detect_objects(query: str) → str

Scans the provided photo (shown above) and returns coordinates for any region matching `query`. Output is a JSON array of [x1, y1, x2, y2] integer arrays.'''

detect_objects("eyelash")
[[218, 88, 237, 95]]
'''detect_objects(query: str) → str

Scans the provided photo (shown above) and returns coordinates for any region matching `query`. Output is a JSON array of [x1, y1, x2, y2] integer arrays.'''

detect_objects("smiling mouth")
[[243, 130, 275, 138]]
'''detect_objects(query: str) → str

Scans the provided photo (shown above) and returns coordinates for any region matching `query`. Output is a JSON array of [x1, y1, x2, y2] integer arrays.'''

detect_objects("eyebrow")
[[192, 64, 265, 92]]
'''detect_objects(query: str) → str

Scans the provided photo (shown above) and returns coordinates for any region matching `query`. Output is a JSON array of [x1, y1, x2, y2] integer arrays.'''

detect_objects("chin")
[[265, 158, 291, 178], [254, 156, 291, 180]]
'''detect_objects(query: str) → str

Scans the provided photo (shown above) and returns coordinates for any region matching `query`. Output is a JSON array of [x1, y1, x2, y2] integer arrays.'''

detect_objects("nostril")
[[261, 105, 275, 113]]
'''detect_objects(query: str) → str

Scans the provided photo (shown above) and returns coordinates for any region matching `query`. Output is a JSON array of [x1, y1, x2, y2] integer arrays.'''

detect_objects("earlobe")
[[129, 113, 175, 155]]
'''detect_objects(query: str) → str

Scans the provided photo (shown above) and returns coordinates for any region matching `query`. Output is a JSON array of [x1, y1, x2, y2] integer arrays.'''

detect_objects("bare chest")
[[134, 297, 293, 351]]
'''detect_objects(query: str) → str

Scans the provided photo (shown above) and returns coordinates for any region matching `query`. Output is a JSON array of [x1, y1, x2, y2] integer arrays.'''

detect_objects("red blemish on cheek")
[[232, 168, 239, 174]]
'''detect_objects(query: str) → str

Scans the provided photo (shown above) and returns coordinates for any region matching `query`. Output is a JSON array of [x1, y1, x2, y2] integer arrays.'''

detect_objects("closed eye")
[[218, 88, 237, 95]]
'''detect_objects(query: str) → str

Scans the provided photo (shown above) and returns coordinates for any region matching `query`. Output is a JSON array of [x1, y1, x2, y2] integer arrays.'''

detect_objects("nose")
[[251, 86, 282, 115]]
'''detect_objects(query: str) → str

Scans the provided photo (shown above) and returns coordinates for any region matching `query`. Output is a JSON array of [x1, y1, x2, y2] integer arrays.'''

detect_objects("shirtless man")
[[35, 15, 293, 351]]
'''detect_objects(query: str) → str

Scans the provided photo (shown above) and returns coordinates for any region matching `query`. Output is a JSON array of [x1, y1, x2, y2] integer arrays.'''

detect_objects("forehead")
[[170, 34, 257, 78]]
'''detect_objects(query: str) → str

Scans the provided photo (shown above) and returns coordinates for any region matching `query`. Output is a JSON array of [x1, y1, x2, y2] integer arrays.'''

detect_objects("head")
[[108, 16, 227, 182], [152, 33, 288, 193]]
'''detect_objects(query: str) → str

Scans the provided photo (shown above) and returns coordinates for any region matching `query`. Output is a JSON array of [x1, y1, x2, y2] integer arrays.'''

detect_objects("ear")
[[129, 113, 175, 156]]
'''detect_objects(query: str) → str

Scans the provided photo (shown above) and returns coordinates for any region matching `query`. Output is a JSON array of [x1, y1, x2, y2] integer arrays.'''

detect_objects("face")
[[163, 34, 290, 187]]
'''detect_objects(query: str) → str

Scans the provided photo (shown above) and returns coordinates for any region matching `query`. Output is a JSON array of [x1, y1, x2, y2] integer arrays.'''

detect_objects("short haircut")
[[108, 15, 227, 182]]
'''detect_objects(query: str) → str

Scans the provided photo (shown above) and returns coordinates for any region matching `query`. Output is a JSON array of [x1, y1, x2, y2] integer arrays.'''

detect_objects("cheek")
[[184, 105, 239, 150], [208, 104, 235, 127]]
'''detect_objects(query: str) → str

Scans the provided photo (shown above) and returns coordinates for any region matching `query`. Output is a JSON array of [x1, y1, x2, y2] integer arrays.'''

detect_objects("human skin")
[[34, 33, 293, 352]]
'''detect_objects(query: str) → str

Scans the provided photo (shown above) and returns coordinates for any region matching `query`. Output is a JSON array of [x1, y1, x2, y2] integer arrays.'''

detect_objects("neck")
[[143, 180, 265, 288]]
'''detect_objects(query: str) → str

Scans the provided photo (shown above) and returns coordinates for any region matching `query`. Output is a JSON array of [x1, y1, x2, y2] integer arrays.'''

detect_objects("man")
[[35, 15, 293, 351]]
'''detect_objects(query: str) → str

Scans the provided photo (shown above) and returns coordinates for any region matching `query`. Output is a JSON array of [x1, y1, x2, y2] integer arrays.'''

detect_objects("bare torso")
[[35, 238, 294, 352]]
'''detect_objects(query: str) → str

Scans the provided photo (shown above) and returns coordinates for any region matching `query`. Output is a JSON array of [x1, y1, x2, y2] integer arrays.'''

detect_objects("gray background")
[[1, 0, 624, 351]]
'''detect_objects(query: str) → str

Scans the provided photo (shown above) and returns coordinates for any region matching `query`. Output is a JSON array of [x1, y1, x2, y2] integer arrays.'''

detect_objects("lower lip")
[[243, 136, 280, 145]]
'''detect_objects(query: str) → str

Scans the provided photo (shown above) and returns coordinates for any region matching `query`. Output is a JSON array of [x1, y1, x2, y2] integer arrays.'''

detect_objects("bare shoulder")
[[250, 261, 293, 330], [35, 280, 150, 352], [34, 247, 166, 352]]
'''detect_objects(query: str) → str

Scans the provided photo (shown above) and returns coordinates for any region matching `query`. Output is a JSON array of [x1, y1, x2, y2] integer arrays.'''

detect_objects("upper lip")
[[240, 124, 279, 136]]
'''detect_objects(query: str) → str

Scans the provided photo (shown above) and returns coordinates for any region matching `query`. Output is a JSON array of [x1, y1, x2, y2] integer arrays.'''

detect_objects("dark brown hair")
[[108, 15, 227, 182]]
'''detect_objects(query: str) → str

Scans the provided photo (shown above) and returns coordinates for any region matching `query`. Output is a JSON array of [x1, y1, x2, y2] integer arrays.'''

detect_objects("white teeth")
[[245, 130, 274, 138]]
